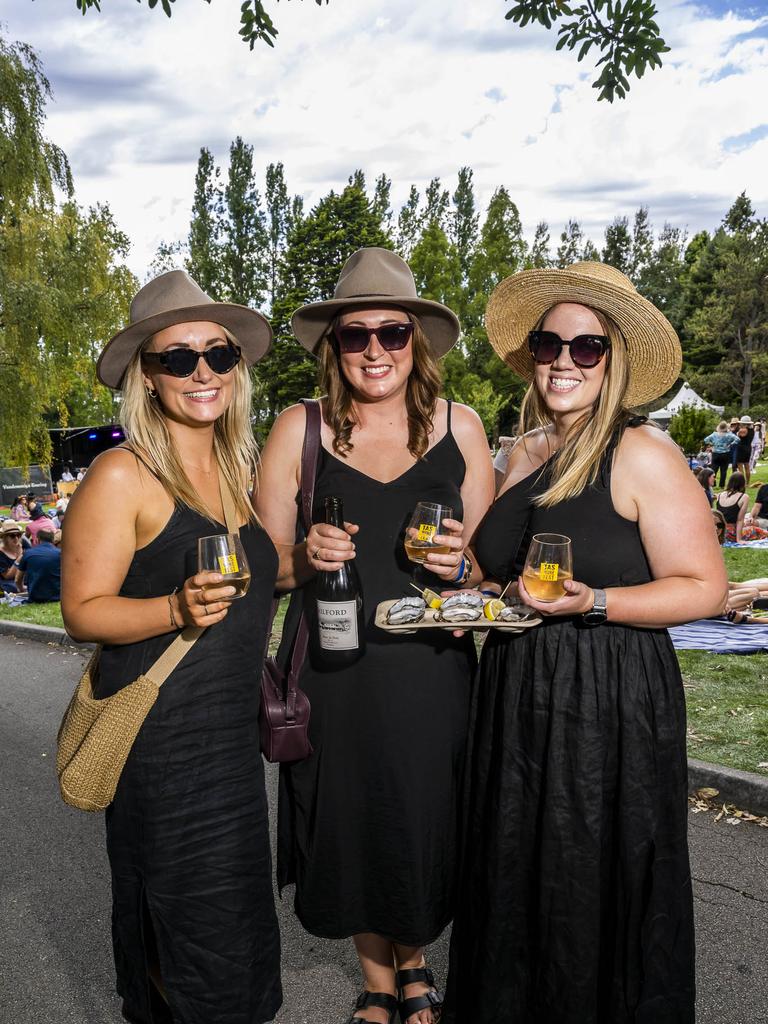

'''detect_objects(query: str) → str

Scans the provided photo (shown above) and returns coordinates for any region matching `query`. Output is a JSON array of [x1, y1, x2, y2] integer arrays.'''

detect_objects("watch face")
[[583, 609, 607, 624]]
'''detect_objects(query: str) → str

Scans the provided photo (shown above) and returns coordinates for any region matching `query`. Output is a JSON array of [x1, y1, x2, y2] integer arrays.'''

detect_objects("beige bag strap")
[[143, 464, 241, 688]]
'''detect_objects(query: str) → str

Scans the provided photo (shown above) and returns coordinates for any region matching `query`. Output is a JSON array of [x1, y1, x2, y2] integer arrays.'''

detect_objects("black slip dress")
[[276, 401, 476, 945], [444, 419, 695, 1024], [98, 503, 282, 1024]]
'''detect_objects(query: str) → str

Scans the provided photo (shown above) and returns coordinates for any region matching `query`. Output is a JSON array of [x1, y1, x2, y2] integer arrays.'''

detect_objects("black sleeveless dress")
[[445, 421, 695, 1024], [277, 403, 476, 945], [99, 504, 282, 1024]]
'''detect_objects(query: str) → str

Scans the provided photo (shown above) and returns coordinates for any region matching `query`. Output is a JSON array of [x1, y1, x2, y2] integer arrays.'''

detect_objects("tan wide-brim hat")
[[485, 261, 682, 408], [291, 247, 460, 356], [0, 520, 23, 536], [97, 270, 272, 389]]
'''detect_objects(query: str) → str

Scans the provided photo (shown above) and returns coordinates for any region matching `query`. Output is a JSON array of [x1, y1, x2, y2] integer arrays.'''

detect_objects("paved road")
[[1, 635, 766, 1024]]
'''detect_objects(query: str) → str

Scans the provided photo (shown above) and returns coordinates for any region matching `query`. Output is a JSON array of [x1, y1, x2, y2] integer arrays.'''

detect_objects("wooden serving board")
[[375, 599, 542, 635]]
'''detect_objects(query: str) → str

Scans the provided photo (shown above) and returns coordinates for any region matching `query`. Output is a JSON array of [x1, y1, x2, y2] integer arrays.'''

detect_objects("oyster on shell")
[[497, 602, 532, 622], [387, 596, 426, 625], [437, 592, 484, 622]]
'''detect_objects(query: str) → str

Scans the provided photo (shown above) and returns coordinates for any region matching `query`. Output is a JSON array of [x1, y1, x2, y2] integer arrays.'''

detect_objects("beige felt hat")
[[97, 270, 272, 389], [291, 247, 460, 356], [0, 520, 23, 536], [485, 261, 682, 408]]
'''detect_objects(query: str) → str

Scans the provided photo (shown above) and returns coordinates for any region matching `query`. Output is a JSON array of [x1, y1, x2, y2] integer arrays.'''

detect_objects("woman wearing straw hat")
[[61, 271, 282, 1024], [255, 247, 494, 1024], [734, 414, 755, 483], [444, 262, 727, 1023]]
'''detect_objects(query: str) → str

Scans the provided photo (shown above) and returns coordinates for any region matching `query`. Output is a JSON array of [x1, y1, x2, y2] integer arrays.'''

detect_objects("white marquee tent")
[[648, 382, 724, 426]]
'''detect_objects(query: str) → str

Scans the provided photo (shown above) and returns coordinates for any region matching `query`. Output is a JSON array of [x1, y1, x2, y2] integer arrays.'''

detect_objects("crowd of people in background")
[[0, 483, 73, 600]]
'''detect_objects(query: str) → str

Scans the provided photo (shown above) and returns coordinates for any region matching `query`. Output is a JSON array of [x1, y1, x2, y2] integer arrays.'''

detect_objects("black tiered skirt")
[[445, 619, 695, 1024]]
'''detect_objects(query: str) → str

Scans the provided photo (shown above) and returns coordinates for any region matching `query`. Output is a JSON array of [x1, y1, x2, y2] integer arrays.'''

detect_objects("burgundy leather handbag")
[[259, 399, 320, 763]]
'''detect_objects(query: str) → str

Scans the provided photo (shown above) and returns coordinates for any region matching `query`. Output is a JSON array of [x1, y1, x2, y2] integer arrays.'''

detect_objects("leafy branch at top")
[[506, 0, 670, 101], [74, 0, 329, 50]]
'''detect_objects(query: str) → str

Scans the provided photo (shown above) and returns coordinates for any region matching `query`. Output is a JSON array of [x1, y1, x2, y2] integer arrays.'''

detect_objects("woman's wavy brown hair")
[[318, 313, 443, 459]]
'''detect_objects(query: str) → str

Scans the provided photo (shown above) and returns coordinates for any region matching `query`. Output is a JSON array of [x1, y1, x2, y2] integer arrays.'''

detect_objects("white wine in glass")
[[404, 502, 454, 564], [198, 533, 251, 599], [522, 533, 573, 602]]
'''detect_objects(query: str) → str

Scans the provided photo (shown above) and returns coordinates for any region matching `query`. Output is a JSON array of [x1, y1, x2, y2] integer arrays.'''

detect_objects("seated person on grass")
[[0, 520, 24, 594], [16, 528, 60, 603], [747, 479, 768, 530]]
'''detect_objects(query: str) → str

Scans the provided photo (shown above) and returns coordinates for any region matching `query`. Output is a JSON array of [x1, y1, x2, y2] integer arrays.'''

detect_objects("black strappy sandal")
[[396, 966, 443, 1023], [345, 990, 399, 1024]]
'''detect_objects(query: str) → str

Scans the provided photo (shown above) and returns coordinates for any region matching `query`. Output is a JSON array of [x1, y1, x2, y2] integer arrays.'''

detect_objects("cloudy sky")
[[4, 0, 767, 277]]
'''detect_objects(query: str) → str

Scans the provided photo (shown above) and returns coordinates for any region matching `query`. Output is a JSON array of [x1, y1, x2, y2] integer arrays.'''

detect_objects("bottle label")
[[539, 562, 559, 581], [317, 599, 359, 651], [417, 523, 437, 542]]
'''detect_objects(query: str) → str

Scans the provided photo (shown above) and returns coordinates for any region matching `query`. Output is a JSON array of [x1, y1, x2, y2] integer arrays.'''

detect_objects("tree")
[[372, 174, 393, 237], [265, 161, 290, 304], [451, 167, 479, 282], [581, 238, 600, 262], [221, 136, 268, 307], [410, 221, 462, 312], [630, 206, 653, 284], [505, 0, 670, 101], [187, 146, 222, 295], [602, 216, 632, 274], [424, 178, 451, 232], [556, 219, 583, 268], [528, 221, 551, 268], [636, 222, 686, 327], [668, 406, 714, 456], [396, 186, 423, 260], [261, 180, 390, 427]]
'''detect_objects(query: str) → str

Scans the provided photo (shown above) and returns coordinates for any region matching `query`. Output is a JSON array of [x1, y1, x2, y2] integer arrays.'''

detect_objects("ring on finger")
[[311, 547, 321, 560]]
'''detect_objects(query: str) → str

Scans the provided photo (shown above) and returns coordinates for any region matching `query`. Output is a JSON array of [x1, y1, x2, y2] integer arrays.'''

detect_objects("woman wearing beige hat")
[[444, 263, 727, 1023], [61, 271, 282, 1024], [255, 247, 494, 1024]]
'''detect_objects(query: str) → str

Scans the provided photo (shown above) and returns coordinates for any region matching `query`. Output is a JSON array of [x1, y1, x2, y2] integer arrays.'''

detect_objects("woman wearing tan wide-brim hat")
[[61, 270, 282, 1024], [445, 262, 728, 1023], [256, 247, 495, 1024]]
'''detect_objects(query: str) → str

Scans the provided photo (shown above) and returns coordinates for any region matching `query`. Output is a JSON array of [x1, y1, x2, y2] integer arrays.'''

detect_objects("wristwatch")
[[456, 552, 474, 585], [582, 588, 608, 626]]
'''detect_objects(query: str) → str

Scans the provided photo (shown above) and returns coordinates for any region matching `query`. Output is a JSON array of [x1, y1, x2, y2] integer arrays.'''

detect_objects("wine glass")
[[522, 533, 573, 602], [198, 533, 251, 599], [404, 502, 454, 566]]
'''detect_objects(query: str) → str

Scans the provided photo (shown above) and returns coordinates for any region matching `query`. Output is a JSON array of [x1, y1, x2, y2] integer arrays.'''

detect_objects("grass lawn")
[[0, 601, 64, 629]]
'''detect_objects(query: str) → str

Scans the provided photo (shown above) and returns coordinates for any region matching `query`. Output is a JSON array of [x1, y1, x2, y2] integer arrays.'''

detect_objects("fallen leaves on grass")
[[689, 789, 768, 827]]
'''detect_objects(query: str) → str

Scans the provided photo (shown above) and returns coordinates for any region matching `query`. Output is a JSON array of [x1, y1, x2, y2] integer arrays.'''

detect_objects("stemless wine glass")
[[522, 533, 573, 602], [404, 501, 454, 565], [198, 533, 251, 599]]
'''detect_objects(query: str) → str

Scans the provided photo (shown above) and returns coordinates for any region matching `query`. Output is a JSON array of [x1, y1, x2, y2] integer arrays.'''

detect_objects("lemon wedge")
[[484, 598, 505, 621], [423, 588, 443, 609]]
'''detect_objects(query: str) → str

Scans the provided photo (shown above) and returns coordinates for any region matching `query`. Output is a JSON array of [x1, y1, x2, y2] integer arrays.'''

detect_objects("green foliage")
[[602, 215, 632, 274], [556, 218, 583, 267], [221, 137, 268, 306], [187, 147, 222, 295], [506, 0, 670, 102], [668, 405, 715, 454], [528, 221, 551, 268]]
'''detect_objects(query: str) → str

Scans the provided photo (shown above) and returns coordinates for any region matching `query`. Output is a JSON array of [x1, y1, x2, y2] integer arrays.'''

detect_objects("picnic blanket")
[[669, 617, 768, 654], [724, 539, 768, 548]]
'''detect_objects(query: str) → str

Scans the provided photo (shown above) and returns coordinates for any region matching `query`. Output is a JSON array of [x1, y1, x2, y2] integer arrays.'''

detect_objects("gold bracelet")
[[168, 588, 180, 630]]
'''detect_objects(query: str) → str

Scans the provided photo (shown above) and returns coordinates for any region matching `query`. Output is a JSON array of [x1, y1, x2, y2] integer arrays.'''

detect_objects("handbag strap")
[[145, 463, 241, 688], [280, 399, 322, 719]]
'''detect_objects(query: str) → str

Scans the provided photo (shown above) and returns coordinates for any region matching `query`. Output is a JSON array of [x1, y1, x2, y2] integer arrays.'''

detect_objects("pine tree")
[[396, 186, 422, 259], [424, 178, 450, 231], [630, 206, 653, 284], [556, 219, 584, 268], [451, 167, 479, 281], [221, 136, 268, 307], [265, 161, 290, 305], [186, 147, 222, 294], [636, 222, 686, 326], [372, 173, 393, 235], [410, 221, 462, 311], [602, 216, 632, 274], [581, 238, 600, 261], [528, 221, 551, 268]]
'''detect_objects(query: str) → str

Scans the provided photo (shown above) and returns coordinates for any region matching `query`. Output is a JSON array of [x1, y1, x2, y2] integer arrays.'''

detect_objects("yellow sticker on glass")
[[539, 562, 559, 581], [218, 553, 239, 575], [417, 523, 437, 542]]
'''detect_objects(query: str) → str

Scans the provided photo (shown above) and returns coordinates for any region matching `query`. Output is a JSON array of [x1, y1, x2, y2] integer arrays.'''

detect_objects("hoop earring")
[[146, 386, 158, 399]]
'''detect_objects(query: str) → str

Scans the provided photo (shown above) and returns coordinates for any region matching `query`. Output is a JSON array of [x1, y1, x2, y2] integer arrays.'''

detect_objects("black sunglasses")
[[142, 342, 242, 378], [528, 330, 610, 369], [334, 321, 414, 354]]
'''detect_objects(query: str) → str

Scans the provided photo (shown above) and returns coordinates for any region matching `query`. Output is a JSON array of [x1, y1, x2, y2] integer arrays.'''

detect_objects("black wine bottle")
[[315, 496, 365, 664]]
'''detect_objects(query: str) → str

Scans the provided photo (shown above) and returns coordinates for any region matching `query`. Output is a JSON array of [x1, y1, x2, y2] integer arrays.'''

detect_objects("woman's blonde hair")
[[518, 306, 631, 507], [318, 313, 442, 459], [120, 329, 258, 524]]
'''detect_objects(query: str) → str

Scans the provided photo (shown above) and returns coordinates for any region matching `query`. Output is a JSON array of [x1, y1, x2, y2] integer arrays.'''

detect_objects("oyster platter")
[[375, 590, 541, 634]]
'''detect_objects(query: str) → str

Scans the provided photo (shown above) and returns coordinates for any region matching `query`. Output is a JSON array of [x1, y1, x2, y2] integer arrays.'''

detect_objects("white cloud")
[[3, 0, 767, 276]]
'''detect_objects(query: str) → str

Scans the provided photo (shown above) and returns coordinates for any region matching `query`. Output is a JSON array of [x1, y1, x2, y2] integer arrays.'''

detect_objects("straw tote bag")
[[56, 465, 239, 812]]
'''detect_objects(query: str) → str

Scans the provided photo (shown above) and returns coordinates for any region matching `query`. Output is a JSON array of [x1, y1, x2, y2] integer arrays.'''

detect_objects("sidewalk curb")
[[3, 618, 768, 812], [0, 618, 95, 650], [688, 757, 768, 817]]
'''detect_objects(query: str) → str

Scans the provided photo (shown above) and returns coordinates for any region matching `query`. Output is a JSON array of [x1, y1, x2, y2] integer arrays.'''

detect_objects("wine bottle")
[[315, 496, 365, 664]]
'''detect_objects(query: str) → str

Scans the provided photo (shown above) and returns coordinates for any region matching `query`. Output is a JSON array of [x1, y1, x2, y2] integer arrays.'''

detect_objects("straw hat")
[[739, 414, 753, 425], [0, 520, 23, 536], [291, 247, 460, 356], [485, 261, 682, 407], [97, 270, 272, 390]]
